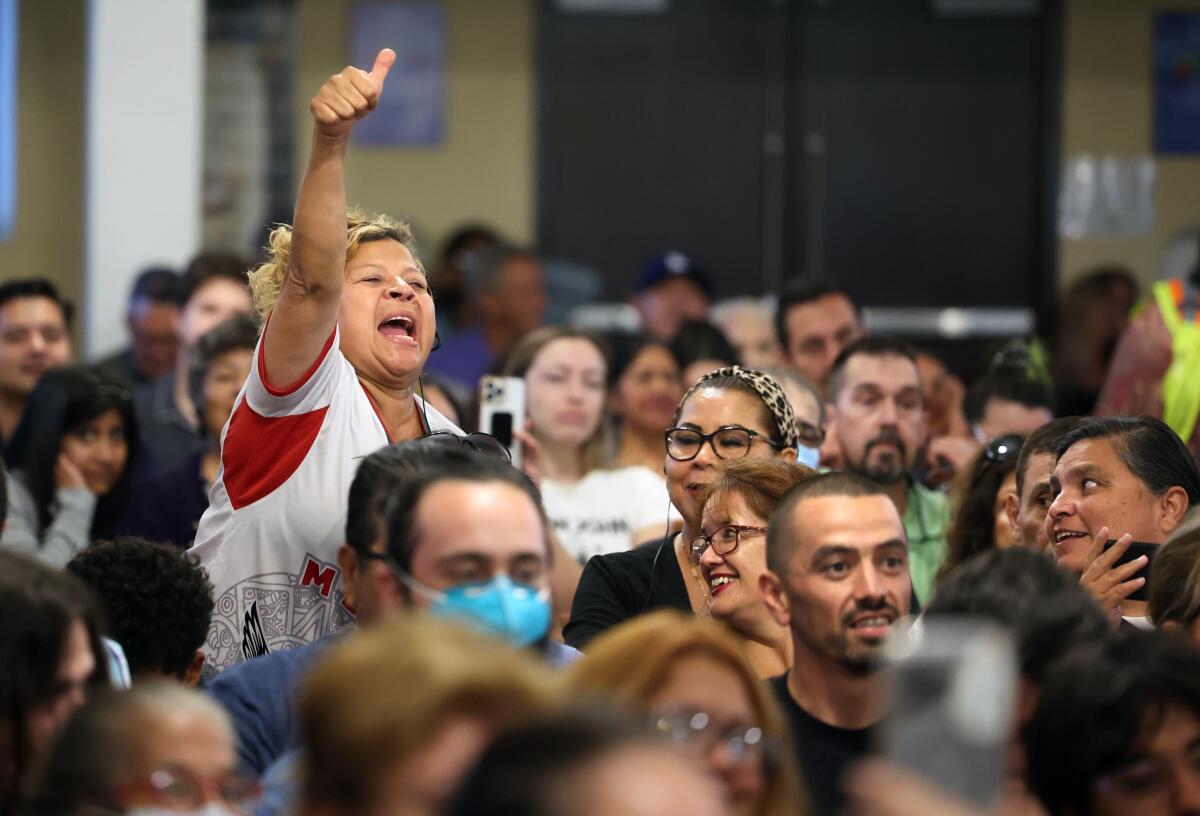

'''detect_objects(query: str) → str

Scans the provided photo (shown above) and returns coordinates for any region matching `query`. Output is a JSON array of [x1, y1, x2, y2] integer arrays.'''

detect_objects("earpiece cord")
[[416, 374, 432, 435], [641, 493, 676, 614]]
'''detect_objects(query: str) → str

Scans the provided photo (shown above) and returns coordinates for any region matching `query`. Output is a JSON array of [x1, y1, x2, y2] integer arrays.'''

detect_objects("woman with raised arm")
[[189, 50, 462, 675]]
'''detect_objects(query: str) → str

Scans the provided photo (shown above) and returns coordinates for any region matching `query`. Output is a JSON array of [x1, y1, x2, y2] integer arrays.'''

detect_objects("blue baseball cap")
[[635, 250, 713, 296]]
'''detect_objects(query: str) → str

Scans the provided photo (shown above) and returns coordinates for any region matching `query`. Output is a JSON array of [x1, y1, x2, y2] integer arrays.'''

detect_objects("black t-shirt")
[[563, 534, 691, 650], [770, 673, 873, 816]]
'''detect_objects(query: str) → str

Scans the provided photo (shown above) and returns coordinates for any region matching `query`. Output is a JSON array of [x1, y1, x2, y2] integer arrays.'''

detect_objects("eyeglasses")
[[691, 524, 768, 565], [796, 419, 825, 448], [984, 433, 1024, 464], [651, 707, 777, 767], [424, 431, 512, 463], [112, 764, 260, 812], [665, 425, 781, 462]]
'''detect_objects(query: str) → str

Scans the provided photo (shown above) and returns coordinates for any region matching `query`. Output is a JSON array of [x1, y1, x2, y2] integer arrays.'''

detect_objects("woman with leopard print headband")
[[564, 365, 809, 651]]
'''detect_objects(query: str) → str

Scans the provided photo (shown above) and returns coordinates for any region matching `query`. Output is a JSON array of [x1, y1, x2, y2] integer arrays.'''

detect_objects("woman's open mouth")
[[378, 314, 417, 345]]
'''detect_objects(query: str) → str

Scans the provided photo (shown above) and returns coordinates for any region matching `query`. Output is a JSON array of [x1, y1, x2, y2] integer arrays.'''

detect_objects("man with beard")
[[826, 337, 947, 604], [761, 472, 912, 816]]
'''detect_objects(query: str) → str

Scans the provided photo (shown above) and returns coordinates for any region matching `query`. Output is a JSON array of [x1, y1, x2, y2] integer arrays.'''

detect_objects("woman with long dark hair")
[[0, 550, 108, 816], [936, 433, 1023, 584], [2, 365, 137, 565], [606, 332, 684, 474]]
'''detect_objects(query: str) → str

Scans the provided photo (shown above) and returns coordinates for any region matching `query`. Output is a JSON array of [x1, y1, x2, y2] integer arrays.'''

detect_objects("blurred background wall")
[[1060, 0, 1200, 291], [4, 0, 1200, 352]]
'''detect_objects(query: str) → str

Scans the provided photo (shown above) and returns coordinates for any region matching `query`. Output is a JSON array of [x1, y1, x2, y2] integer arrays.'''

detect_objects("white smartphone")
[[478, 376, 525, 470], [879, 618, 1017, 809]]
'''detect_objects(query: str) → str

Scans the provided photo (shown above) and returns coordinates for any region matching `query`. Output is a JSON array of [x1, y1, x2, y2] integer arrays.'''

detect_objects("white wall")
[[84, 0, 204, 356]]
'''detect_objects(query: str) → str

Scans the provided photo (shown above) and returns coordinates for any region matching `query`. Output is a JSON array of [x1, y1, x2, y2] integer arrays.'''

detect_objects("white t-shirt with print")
[[189, 326, 460, 674], [541, 466, 677, 564]]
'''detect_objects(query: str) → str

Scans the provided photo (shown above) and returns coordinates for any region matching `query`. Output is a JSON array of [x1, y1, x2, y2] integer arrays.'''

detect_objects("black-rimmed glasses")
[[665, 425, 781, 462], [690, 524, 768, 565], [984, 433, 1024, 464]]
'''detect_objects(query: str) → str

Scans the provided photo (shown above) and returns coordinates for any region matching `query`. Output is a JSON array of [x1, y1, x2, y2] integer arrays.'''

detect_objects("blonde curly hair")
[[248, 208, 423, 318]]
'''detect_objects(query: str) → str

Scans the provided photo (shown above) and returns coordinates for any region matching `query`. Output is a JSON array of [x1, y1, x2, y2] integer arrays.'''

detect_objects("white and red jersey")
[[189, 326, 460, 674]]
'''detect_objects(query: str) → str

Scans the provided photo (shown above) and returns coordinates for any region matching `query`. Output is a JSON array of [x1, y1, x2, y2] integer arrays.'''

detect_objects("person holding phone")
[[1045, 416, 1200, 627], [503, 327, 674, 564], [189, 48, 462, 672]]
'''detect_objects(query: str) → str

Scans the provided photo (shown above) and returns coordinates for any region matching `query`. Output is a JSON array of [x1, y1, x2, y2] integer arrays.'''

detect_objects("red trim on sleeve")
[[222, 398, 328, 509], [258, 312, 337, 397]]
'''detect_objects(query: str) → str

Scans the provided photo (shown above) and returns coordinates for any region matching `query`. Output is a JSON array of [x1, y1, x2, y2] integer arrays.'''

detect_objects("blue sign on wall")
[[1154, 12, 1200, 154], [0, 0, 16, 240], [349, 2, 445, 147]]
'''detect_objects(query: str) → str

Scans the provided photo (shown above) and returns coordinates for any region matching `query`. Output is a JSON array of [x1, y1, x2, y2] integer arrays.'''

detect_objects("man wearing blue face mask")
[[762, 366, 827, 470], [206, 440, 577, 816], [369, 451, 564, 652]]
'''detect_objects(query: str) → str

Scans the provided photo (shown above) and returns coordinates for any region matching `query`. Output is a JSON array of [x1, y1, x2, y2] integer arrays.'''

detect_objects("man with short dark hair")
[[120, 315, 259, 549], [1047, 415, 1200, 624], [95, 267, 183, 388], [761, 472, 912, 816], [775, 279, 864, 392], [826, 336, 948, 604], [133, 253, 252, 470], [67, 537, 214, 684], [373, 451, 554, 647], [1005, 416, 1079, 553], [1024, 631, 1200, 815], [207, 440, 573, 782], [427, 244, 547, 390], [629, 250, 712, 343], [926, 547, 1109, 796], [0, 278, 73, 446], [963, 359, 1054, 442]]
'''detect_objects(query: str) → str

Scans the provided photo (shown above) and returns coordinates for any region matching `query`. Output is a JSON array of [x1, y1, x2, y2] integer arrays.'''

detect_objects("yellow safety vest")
[[1154, 280, 1200, 443]]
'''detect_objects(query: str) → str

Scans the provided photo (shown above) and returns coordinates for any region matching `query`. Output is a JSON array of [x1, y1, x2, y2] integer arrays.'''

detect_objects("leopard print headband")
[[683, 365, 800, 450]]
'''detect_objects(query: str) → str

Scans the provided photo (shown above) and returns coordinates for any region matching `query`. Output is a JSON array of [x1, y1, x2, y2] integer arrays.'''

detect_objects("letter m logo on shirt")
[[298, 554, 340, 599]]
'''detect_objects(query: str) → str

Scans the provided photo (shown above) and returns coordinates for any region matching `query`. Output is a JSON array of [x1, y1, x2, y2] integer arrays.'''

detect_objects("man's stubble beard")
[[789, 600, 886, 678]]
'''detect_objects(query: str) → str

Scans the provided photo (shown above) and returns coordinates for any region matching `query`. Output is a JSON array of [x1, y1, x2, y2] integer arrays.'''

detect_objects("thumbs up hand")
[[310, 48, 395, 139]]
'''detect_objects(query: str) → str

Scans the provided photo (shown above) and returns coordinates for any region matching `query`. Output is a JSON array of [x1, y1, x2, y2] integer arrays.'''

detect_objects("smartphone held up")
[[879, 618, 1018, 810], [479, 376, 525, 470]]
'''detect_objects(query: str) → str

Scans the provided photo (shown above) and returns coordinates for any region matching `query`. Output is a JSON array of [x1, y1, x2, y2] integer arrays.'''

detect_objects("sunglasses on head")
[[984, 433, 1025, 464]]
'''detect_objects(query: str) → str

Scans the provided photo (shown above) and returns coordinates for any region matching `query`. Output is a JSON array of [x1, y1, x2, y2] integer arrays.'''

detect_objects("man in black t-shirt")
[[760, 472, 913, 816]]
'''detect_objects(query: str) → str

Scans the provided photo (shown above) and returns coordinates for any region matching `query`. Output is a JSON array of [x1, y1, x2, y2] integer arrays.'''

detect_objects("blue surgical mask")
[[796, 444, 821, 470], [400, 571, 551, 647]]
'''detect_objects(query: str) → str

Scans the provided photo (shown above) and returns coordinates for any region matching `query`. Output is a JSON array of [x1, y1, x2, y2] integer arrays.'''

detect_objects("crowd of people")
[[5, 48, 1200, 816]]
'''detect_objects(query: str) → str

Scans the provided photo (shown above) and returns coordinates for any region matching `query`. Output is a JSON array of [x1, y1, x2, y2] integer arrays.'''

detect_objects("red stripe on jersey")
[[222, 399, 328, 509], [258, 315, 337, 397]]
